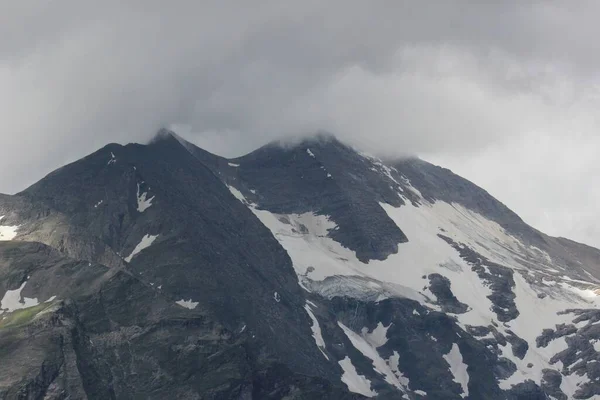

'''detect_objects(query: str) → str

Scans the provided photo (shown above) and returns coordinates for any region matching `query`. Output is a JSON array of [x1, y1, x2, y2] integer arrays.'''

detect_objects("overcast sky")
[[2, 1, 600, 247]]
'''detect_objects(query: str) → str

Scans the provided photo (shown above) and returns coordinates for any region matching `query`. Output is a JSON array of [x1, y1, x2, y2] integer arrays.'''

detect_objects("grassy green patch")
[[0, 303, 55, 329]]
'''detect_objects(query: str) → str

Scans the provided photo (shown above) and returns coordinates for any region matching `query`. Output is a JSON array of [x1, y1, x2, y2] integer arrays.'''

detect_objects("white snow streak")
[[388, 351, 410, 387], [227, 185, 247, 203], [125, 234, 159, 262], [443, 343, 470, 398], [306, 148, 315, 158], [338, 322, 407, 392], [338, 356, 377, 398], [228, 162, 240, 167], [304, 303, 329, 360]]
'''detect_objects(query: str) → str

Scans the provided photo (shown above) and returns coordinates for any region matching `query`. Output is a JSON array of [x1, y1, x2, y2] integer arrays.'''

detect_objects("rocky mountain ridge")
[[1, 130, 600, 399]]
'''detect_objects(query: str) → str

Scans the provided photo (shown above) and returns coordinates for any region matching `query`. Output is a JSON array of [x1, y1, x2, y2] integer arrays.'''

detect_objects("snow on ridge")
[[136, 182, 155, 212], [338, 356, 377, 398], [443, 343, 470, 398], [223, 172, 600, 390], [0, 279, 39, 314], [125, 234, 159, 262], [228, 162, 240, 167], [304, 303, 329, 360], [176, 299, 198, 309], [306, 148, 316, 158]]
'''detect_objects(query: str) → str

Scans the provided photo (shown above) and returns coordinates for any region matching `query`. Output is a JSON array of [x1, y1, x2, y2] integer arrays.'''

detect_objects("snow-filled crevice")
[[338, 322, 409, 393], [125, 234, 159, 262], [304, 303, 329, 360], [136, 182, 155, 212], [338, 356, 377, 398], [443, 343, 470, 398]]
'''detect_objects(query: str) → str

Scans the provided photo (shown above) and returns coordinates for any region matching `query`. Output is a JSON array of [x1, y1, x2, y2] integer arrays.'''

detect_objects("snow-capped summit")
[[1, 130, 600, 399]]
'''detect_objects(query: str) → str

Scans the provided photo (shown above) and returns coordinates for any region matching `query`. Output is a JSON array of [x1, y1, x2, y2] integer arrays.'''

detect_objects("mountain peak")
[[296, 131, 339, 145], [148, 127, 182, 144], [5, 126, 600, 399]]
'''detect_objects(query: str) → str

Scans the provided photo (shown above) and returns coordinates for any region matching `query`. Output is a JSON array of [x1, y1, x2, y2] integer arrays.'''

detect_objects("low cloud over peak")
[[2, 1, 600, 247]]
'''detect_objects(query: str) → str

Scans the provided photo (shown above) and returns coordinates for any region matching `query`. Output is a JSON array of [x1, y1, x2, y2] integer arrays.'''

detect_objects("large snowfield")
[[227, 156, 600, 397]]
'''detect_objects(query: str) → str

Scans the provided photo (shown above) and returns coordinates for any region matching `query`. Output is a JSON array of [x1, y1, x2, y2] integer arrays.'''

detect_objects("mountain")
[[1, 130, 600, 399]]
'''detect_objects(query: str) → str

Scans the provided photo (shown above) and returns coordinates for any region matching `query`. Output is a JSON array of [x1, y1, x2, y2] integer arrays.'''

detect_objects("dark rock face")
[[427, 273, 468, 314], [1, 134, 349, 398], [182, 134, 409, 262], [541, 369, 567, 400], [22, 135, 329, 378], [3, 131, 600, 399], [505, 330, 529, 360], [505, 380, 547, 400]]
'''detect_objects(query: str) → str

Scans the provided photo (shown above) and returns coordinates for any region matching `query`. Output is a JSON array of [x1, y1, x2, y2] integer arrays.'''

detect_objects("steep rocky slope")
[[1, 131, 600, 399]]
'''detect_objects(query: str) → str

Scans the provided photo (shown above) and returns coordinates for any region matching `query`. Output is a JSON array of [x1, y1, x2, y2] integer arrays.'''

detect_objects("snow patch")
[[361, 322, 390, 348], [0, 215, 19, 241], [273, 292, 281, 302], [306, 148, 316, 158], [136, 183, 155, 212], [176, 299, 198, 309], [443, 343, 470, 398], [125, 234, 159, 262], [228, 162, 240, 167], [338, 356, 377, 397], [338, 322, 407, 392], [107, 152, 117, 165], [304, 304, 329, 360], [227, 185, 247, 203], [94, 200, 103, 208], [45, 296, 57, 303], [0, 280, 39, 314], [388, 351, 410, 387]]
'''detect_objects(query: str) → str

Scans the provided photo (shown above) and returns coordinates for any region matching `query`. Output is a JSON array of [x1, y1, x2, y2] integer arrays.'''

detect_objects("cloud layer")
[[2, 1, 600, 245]]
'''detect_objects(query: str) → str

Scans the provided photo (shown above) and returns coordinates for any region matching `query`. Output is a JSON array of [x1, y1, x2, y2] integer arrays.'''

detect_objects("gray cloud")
[[2, 1, 600, 245]]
